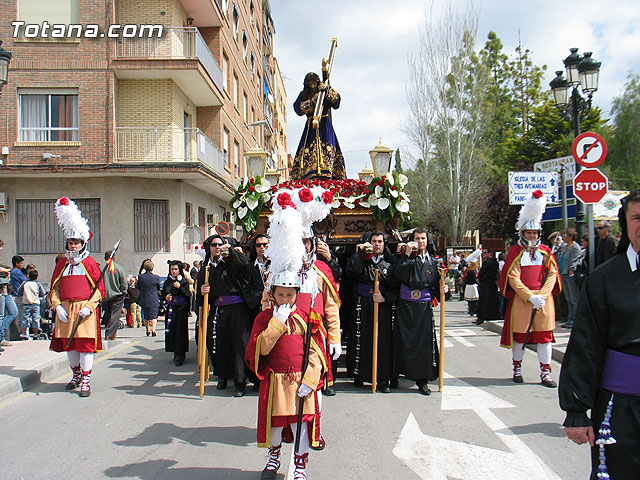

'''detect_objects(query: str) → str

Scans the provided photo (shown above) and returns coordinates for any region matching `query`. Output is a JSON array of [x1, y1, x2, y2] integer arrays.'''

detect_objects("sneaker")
[[20, 334, 31, 341]]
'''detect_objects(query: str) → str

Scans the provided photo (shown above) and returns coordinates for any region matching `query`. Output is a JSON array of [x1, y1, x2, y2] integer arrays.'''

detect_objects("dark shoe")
[[475, 319, 485, 325], [65, 381, 78, 390], [151, 331, 157, 337], [324, 385, 336, 396], [417, 383, 431, 396], [146, 331, 150, 336], [174, 358, 184, 366], [353, 379, 364, 387], [260, 468, 277, 480], [513, 374, 524, 384], [378, 383, 391, 393], [0, 346, 4, 352], [234, 386, 245, 397], [217, 378, 227, 390], [390, 378, 399, 389], [79, 389, 91, 397]]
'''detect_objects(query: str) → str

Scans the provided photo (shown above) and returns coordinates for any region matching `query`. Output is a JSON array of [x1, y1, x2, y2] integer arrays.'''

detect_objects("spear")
[[371, 268, 380, 393], [66, 239, 121, 348], [295, 295, 315, 455], [438, 263, 446, 392], [199, 265, 210, 398]]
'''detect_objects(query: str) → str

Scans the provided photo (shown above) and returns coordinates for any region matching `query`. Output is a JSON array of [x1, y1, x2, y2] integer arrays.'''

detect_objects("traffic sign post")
[[573, 168, 608, 204]]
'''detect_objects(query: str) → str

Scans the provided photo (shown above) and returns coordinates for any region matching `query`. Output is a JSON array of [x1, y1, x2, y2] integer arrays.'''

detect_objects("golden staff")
[[371, 268, 380, 393], [438, 265, 446, 392], [198, 265, 210, 398]]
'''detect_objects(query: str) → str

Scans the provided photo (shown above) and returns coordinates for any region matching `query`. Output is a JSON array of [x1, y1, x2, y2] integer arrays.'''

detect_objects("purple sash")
[[601, 349, 640, 397], [167, 297, 187, 306], [356, 283, 374, 298], [399, 284, 431, 303], [213, 295, 244, 307]]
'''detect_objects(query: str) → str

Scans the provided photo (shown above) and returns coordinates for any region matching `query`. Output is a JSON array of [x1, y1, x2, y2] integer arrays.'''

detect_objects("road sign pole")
[[561, 166, 568, 230], [588, 205, 595, 268], [572, 88, 586, 242]]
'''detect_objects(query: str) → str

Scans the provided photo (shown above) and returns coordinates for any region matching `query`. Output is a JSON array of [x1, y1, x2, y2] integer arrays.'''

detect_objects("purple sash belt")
[[601, 349, 640, 397], [167, 297, 187, 306], [400, 284, 431, 303], [213, 294, 244, 307], [356, 283, 374, 298]]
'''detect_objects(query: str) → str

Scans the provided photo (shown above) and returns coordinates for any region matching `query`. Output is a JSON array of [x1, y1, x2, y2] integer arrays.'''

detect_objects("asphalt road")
[[1, 300, 591, 480]]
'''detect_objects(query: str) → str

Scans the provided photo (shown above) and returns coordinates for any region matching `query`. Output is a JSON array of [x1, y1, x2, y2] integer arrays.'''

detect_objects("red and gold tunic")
[[49, 256, 105, 353], [498, 244, 562, 348], [246, 306, 328, 448]]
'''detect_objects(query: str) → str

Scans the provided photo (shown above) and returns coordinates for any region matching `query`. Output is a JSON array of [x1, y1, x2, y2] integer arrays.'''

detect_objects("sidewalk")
[[0, 326, 150, 403]]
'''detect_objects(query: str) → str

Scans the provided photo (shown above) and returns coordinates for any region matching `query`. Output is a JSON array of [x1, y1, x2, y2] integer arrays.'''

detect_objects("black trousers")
[[103, 295, 124, 338]]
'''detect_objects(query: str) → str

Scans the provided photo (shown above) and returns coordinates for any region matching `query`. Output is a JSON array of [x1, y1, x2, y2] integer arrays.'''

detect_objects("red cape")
[[51, 256, 106, 300]]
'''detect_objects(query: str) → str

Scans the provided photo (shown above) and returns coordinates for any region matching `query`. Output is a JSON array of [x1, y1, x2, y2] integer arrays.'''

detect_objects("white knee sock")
[[293, 422, 309, 454], [512, 342, 525, 362], [270, 426, 283, 447], [537, 342, 552, 364], [67, 350, 80, 367], [80, 352, 94, 371]]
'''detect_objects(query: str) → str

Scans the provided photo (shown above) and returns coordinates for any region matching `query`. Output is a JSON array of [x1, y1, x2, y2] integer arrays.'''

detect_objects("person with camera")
[[393, 227, 448, 396], [0, 240, 18, 351], [558, 229, 582, 329]]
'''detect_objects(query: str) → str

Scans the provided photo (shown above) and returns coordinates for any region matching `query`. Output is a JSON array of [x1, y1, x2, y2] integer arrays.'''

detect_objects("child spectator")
[[127, 276, 142, 328], [18, 269, 46, 339]]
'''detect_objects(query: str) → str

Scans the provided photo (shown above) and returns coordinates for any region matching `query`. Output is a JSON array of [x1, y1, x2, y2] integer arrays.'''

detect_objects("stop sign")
[[573, 168, 609, 204]]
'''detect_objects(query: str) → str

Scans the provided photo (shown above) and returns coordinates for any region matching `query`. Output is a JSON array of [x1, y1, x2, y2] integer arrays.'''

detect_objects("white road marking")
[[446, 328, 476, 347]]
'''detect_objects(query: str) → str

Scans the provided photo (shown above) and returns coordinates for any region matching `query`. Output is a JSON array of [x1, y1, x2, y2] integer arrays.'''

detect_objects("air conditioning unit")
[[0, 193, 7, 212]]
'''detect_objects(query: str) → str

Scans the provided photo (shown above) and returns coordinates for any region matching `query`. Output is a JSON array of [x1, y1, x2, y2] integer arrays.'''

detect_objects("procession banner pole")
[[371, 269, 380, 393], [198, 305, 204, 372], [199, 265, 210, 398], [438, 265, 446, 392]]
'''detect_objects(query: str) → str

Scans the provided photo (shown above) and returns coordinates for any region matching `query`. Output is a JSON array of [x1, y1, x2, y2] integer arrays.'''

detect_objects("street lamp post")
[[549, 48, 601, 242], [0, 40, 13, 96]]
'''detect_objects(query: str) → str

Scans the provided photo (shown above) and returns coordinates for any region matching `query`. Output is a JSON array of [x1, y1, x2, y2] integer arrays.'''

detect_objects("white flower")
[[331, 200, 341, 209], [398, 174, 408, 187], [359, 201, 370, 208], [390, 189, 399, 199], [385, 171, 393, 181], [396, 199, 410, 212], [246, 197, 258, 210], [377, 197, 390, 210], [400, 192, 410, 201], [343, 202, 355, 209], [368, 194, 379, 206], [232, 199, 242, 209], [238, 206, 248, 219], [375, 185, 384, 197], [256, 179, 271, 193], [261, 192, 271, 202]]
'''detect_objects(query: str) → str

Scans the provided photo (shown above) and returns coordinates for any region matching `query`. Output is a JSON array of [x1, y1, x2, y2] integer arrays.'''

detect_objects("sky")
[[269, 0, 640, 178]]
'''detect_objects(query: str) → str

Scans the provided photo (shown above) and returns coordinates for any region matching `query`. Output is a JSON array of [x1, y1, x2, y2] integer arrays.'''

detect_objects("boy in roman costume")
[[49, 197, 105, 397]]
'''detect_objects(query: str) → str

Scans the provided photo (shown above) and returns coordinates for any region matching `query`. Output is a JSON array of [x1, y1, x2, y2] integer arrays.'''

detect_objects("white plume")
[[266, 198, 304, 285], [55, 197, 91, 242], [517, 191, 547, 230]]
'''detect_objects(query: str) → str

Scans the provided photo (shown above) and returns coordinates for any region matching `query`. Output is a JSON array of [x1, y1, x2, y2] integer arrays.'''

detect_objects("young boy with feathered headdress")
[[498, 190, 562, 387], [245, 190, 328, 480]]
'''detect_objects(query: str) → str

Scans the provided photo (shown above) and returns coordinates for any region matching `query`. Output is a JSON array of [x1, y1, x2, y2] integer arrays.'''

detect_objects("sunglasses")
[[595, 227, 606, 230], [256, 243, 269, 248], [210, 243, 224, 247]]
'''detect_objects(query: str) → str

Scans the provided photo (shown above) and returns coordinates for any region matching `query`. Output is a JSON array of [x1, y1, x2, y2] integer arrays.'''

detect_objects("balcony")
[[115, 127, 229, 179], [113, 27, 223, 106], [179, 0, 224, 27]]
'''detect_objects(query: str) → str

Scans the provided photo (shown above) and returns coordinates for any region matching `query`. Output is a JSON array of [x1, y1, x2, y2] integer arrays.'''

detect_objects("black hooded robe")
[[477, 257, 500, 322]]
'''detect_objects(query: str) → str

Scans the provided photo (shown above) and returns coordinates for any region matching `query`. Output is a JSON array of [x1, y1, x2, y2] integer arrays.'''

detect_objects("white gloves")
[[528, 294, 546, 310], [297, 384, 313, 397], [273, 303, 292, 324], [330, 343, 342, 360], [78, 307, 92, 319], [56, 305, 69, 323]]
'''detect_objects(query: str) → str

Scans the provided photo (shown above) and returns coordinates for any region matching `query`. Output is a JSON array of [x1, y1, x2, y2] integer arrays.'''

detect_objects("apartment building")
[[0, 0, 288, 283]]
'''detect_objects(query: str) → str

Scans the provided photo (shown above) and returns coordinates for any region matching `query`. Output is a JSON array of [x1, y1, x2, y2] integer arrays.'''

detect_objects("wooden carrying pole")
[[198, 266, 210, 398], [438, 267, 446, 392], [371, 269, 380, 393]]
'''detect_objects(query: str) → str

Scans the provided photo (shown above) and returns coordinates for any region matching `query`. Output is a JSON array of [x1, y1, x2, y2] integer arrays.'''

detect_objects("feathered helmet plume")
[[517, 190, 546, 232], [55, 197, 92, 242]]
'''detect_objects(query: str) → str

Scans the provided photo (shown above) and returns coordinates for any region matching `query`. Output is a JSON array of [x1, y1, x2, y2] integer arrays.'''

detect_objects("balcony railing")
[[114, 26, 223, 90], [115, 127, 228, 176]]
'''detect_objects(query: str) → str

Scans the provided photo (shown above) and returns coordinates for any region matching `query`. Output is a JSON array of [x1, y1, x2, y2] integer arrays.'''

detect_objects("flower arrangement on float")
[[229, 172, 411, 231]]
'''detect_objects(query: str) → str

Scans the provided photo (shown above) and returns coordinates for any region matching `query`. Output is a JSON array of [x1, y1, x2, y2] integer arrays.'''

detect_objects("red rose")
[[271, 186, 278, 193], [391, 185, 397, 190], [277, 192, 296, 209], [364, 189, 370, 195], [354, 198, 361, 207], [59, 197, 70, 206], [249, 177, 255, 184], [532, 190, 544, 199], [299, 188, 314, 203], [322, 190, 334, 204], [248, 185, 255, 193]]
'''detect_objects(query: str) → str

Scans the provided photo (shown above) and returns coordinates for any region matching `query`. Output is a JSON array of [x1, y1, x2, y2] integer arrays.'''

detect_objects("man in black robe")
[[393, 227, 445, 396], [345, 231, 397, 392], [476, 248, 500, 325], [559, 188, 640, 480], [197, 235, 251, 397]]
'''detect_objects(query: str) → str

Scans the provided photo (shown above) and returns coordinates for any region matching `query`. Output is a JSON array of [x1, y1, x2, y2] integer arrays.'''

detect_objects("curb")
[[0, 339, 127, 403], [481, 320, 566, 363]]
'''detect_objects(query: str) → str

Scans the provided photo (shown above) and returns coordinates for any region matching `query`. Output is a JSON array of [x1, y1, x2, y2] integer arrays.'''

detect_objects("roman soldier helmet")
[[54, 197, 92, 259], [517, 190, 547, 248]]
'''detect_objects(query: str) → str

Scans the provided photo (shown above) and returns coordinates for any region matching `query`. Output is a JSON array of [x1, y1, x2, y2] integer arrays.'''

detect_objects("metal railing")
[[115, 127, 227, 176], [114, 26, 223, 89]]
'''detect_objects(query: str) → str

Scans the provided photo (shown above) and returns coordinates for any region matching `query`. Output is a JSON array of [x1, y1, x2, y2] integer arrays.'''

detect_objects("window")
[[233, 72, 239, 107], [134, 199, 169, 252], [232, 4, 239, 40], [17, 0, 78, 30], [234, 140, 240, 177], [221, 0, 229, 16], [242, 31, 248, 63], [16, 198, 101, 254], [249, 0, 255, 24], [250, 52, 255, 78], [198, 207, 206, 242], [185, 202, 192, 226], [243, 92, 248, 122], [223, 127, 230, 169], [222, 53, 229, 92], [19, 90, 78, 141]]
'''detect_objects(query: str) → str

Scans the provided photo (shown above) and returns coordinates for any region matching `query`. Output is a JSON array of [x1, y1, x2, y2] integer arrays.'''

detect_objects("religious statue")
[[290, 39, 346, 181]]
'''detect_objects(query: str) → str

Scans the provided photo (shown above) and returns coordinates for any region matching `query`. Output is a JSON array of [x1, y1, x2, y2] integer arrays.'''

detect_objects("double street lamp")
[[0, 40, 13, 96], [549, 48, 602, 241]]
